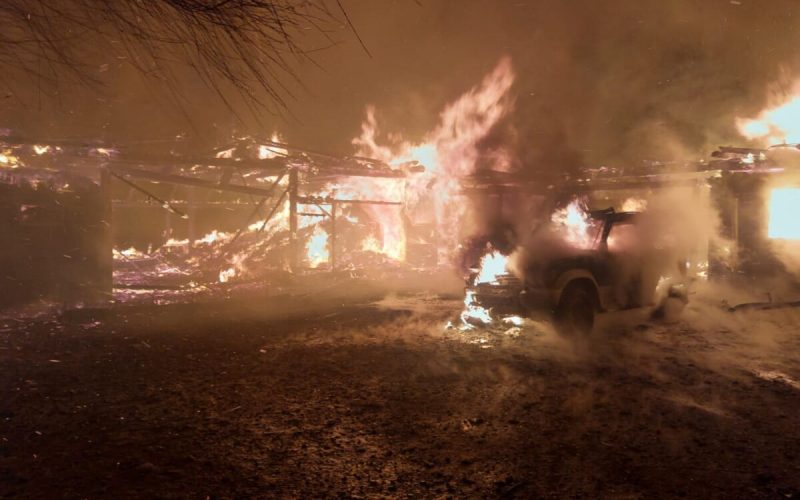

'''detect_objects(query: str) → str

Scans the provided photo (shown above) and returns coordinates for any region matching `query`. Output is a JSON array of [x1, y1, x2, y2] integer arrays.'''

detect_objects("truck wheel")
[[555, 282, 596, 335]]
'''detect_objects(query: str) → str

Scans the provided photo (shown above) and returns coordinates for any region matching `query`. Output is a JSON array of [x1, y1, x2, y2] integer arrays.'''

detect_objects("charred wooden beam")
[[289, 168, 299, 272], [256, 188, 289, 234], [225, 172, 287, 248], [295, 195, 402, 206], [110, 171, 188, 218], [111, 165, 287, 198], [111, 156, 287, 175], [330, 200, 338, 271]]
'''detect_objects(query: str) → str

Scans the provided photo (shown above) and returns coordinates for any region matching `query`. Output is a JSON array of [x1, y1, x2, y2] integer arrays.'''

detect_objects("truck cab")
[[474, 208, 685, 334]]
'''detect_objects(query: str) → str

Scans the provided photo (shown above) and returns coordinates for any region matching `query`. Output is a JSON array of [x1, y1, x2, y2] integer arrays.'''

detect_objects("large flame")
[[328, 177, 407, 260], [474, 251, 509, 285], [737, 94, 800, 145], [115, 59, 516, 288], [350, 56, 516, 264], [306, 225, 330, 268], [456, 248, 510, 330], [551, 200, 595, 249], [768, 188, 800, 240]]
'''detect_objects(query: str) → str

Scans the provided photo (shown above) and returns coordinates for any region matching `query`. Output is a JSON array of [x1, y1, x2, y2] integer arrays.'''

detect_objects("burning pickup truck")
[[470, 207, 688, 334]]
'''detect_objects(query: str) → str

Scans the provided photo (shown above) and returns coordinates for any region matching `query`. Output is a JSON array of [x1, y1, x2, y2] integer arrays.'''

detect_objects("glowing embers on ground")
[[768, 188, 800, 240], [0, 149, 19, 168], [460, 290, 492, 328], [551, 199, 596, 249]]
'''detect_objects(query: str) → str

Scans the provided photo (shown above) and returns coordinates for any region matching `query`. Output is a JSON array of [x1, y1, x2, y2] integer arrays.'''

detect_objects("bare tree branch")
[[0, 0, 359, 117]]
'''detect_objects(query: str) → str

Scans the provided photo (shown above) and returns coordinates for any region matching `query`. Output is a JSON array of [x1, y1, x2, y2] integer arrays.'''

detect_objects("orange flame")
[[621, 197, 647, 212], [474, 251, 509, 285], [737, 92, 800, 145], [551, 200, 595, 249], [350, 57, 516, 264]]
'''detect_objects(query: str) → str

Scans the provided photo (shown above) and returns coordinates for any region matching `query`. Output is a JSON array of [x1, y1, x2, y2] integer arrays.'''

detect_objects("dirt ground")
[[2, 284, 800, 498]]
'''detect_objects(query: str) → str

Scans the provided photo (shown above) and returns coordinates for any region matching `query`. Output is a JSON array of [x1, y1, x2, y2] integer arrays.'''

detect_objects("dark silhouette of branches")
[[0, 1, 351, 115]]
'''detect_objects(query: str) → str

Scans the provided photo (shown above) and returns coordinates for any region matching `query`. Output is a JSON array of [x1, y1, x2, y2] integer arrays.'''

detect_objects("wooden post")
[[732, 196, 740, 247], [330, 200, 337, 271], [99, 167, 113, 304], [187, 187, 197, 248], [288, 168, 299, 272]]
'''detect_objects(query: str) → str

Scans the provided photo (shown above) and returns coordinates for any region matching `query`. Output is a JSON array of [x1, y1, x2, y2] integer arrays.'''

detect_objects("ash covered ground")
[[2, 282, 800, 499]]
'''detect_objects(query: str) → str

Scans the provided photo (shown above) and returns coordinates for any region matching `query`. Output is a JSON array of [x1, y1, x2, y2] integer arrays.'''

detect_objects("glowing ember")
[[474, 251, 509, 285], [219, 267, 236, 283], [258, 132, 288, 159], [621, 197, 647, 212], [163, 238, 189, 248], [114, 247, 144, 258], [361, 234, 382, 253], [196, 229, 229, 245], [93, 148, 113, 157], [551, 200, 595, 249], [306, 226, 329, 268], [738, 95, 800, 145], [218, 252, 247, 283], [768, 188, 800, 240], [502, 316, 524, 327], [0, 150, 19, 168]]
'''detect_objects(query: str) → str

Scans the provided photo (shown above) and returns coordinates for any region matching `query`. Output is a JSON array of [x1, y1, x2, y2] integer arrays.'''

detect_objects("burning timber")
[[3, 131, 800, 317], [0, 135, 435, 308]]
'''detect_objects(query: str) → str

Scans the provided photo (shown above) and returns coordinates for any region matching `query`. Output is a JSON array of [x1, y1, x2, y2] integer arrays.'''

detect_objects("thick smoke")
[[292, 0, 800, 166], [5, 1, 800, 161]]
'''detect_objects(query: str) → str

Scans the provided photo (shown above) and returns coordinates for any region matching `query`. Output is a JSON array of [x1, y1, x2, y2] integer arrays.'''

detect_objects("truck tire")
[[555, 281, 596, 335]]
